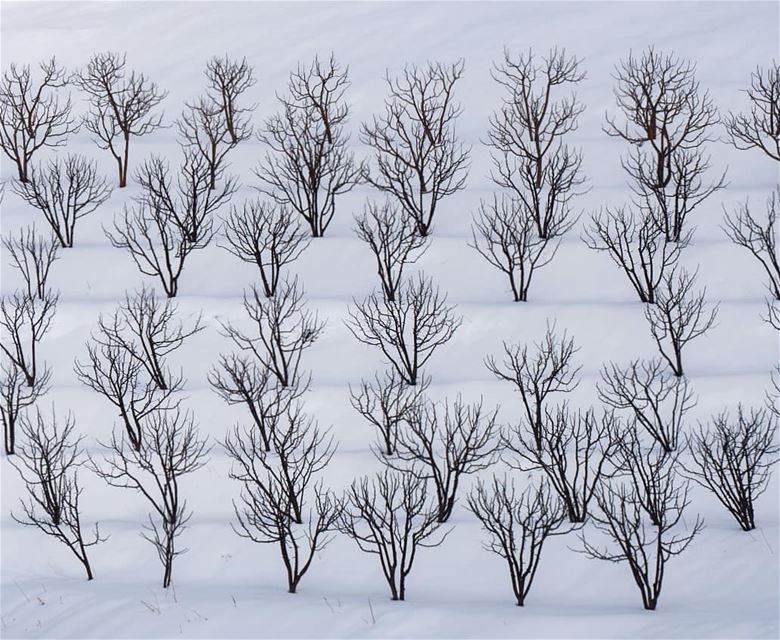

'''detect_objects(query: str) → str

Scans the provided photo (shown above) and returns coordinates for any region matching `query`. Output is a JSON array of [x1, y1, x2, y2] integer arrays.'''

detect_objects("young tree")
[[467, 475, 574, 606], [471, 194, 561, 302], [221, 199, 310, 298], [583, 205, 686, 303], [387, 395, 500, 522], [644, 268, 719, 377], [487, 47, 586, 239], [205, 55, 256, 145], [598, 358, 694, 452], [92, 408, 209, 588], [74, 52, 167, 187], [485, 323, 580, 444], [10, 407, 106, 579], [255, 54, 361, 237], [504, 405, 622, 523], [361, 60, 469, 236], [724, 62, 780, 162], [723, 189, 780, 300], [1, 358, 50, 455], [349, 369, 427, 456], [0, 58, 77, 182], [177, 97, 236, 191], [346, 274, 461, 385], [0, 290, 58, 387], [683, 406, 779, 531], [2, 226, 59, 299], [13, 154, 112, 248], [354, 200, 428, 302], [220, 278, 324, 388], [339, 469, 449, 601], [605, 47, 721, 242]]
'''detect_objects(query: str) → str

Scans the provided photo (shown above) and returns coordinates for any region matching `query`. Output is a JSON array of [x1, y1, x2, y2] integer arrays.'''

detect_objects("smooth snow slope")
[[1, 1, 779, 638]]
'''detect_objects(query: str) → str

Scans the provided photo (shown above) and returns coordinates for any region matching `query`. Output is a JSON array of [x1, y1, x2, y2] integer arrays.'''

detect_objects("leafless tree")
[[349, 369, 428, 456], [605, 47, 720, 242], [683, 406, 779, 531], [220, 278, 324, 388], [2, 226, 59, 299], [471, 194, 561, 301], [255, 54, 361, 237], [347, 274, 461, 385], [205, 55, 256, 145], [221, 199, 310, 297], [504, 405, 622, 523], [1, 358, 50, 455], [0, 58, 77, 182], [725, 62, 780, 162], [579, 476, 703, 610], [10, 407, 106, 579], [386, 395, 500, 522], [583, 205, 686, 303], [0, 290, 57, 387], [644, 268, 719, 377], [92, 408, 209, 588], [487, 48, 586, 239], [209, 353, 305, 452], [467, 475, 574, 606], [177, 97, 235, 191], [225, 406, 340, 593], [224, 403, 335, 526], [598, 358, 694, 452], [13, 154, 112, 248], [339, 469, 449, 601], [724, 189, 780, 300], [74, 52, 167, 187], [354, 200, 428, 302], [485, 323, 580, 445], [361, 60, 469, 237]]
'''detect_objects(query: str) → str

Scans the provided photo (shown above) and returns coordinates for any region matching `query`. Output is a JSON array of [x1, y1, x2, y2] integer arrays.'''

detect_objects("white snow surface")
[[1, 1, 779, 638]]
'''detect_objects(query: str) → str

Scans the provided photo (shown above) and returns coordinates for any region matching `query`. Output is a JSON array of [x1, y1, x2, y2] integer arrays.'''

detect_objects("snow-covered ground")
[[1, 1, 779, 637]]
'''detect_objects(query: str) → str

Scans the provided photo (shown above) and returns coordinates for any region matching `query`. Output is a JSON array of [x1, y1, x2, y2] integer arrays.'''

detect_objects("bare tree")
[[504, 405, 622, 523], [471, 195, 561, 301], [485, 323, 580, 445], [725, 62, 780, 162], [605, 47, 720, 242], [205, 55, 256, 145], [10, 407, 106, 579], [221, 199, 310, 298], [74, 52, 167, 187], [13, 154, 112, 248], [0, 290, 57, 387], [354, 200, 428, 302], [255, 54, 361, 237], [683, 406, 779, 531], [220, 278, 324, 388], [225, 406, 340, 593], [92, 408, 209, 588], [349, 369, 427, 456], [1, 358, 50, 455], [583, 205, 686, 303], [177, 97, 236, 191], [386, 395, 500, 522], [724, 189, 780, 300], [580, 476, 703, 610], [467, 475, 574, 606], [487, 47, 586, 239], [209, 353, 305, 452], [0, 58, 77, 182], [644, 268, 719, 377], [347, 274, 461, 385], [339, 469, 449, 601], [361, 60, 469, 236], [2, 226, 59, 299], [598, 358, 694, 452]]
